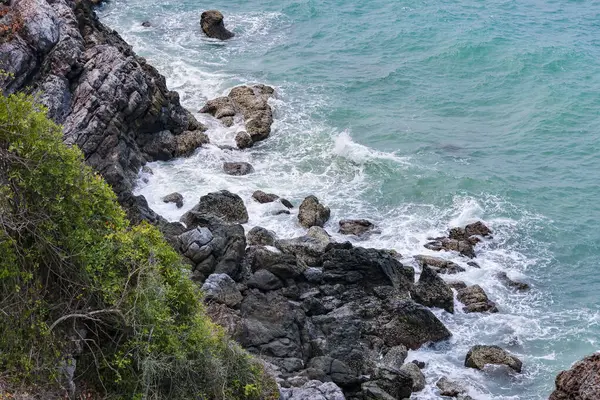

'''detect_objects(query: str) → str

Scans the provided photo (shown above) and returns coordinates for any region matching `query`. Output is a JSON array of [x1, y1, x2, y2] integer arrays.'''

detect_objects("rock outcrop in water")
[[550, 353, 600, 400], [0, 0, 208, 223], [200, 10, 235, 40]]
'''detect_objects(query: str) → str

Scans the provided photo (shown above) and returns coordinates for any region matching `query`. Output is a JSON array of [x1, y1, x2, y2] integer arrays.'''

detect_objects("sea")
[[97, 1, 600, 398]]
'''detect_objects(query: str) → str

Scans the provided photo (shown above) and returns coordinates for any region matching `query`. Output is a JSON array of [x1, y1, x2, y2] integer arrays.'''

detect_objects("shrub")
[[0, 93, 278, 399]]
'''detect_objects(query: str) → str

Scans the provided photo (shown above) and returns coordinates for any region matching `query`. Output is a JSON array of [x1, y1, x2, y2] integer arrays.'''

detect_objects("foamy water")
[[99, 1, 600, 398]]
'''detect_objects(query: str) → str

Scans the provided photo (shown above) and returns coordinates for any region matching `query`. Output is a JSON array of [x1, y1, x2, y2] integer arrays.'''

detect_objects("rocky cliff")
[[0, 0, 208, 222]]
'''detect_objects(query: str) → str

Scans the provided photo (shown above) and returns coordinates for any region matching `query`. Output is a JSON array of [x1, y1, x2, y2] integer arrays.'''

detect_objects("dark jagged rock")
[[181, 190, 248, 226], [457, 285, 498, 313], [235, 131, 253, 149], [414, 255, 465, 274], [200, 84, 274, 143], [465, 345, 523, 373], [162, 192, 184, 208], [247, 226, 276, 247], [425, 221, 492, 258], [0, 0, 208, 223], [381, 345, 407, 370], [247, 269, 283, 292], [252, 190, 279, 204], [281, 198, 294, 209], [410, 265, 454, 313], [436, 377, 467, 397], [280, 380, 345, 400], [400, 362, 425, 392], [339, 219, 375, 236], [298, 195, 330, 228], [549, 353, 600, 400], [141, 20, 151, 27], [275, 226, 331, 268], [200, 10, 234, 40], [496, 272, 530, 291], [223, 161, 254, 176], [201, 273, 243, 307]]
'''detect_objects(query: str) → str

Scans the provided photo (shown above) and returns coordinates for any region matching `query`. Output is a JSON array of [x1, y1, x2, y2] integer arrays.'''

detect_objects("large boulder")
[[180, 190, 248, 226], [400, 362, 425, 392], [380, 300, 451, 350], [162, 192, 184, 208], [252, 190, 279, 203], [456, 285, 498, 313], [410, 265, 454, 313], [200, 10, 234, 40], [465, 345, 523, 373], [201, 273, 242, 307], [298, 196, 331, 228], [550, 353, 600, 400], [178, 227, 213, 264], [247, 269, 283, 292], [381, 345, 408, 370], [247, 226, 276, 246], [201, 85, 274, 142]]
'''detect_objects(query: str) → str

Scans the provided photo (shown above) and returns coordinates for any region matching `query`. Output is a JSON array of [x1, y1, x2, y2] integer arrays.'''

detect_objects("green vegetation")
[[0, 93, 278, 399]]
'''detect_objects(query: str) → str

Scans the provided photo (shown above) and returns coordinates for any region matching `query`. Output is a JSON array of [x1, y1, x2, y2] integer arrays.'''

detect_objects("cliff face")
[[0, 0, 208, 222]]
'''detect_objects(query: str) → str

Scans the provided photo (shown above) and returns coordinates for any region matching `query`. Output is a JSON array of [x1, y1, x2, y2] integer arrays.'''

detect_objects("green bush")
[[0, 93, 278, 399]]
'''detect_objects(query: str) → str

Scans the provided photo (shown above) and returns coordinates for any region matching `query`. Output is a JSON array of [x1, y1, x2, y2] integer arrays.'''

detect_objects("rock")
[[549, 353, 600, 400], [247, 269, 283, 292], [436, 377, 467, 397], [410, 265, 454, 313], [0, 0, 208, 223], [201, 273, 243, 307], [361, 382, 396, 400], [247, 226, 276, 246], [411, 360, 426, 369], [252, 190, 279, 203], [235, 131, 253, 149], [370, 367, 413, 400], [448, 280, 468, 290], [162, 192, 184, 208], [400, 362, 425, 392], [178, 227, 214, 263], [381, 345, 408, 370], [280, 380, 345, 400], [281, 198, 294, 209], [496, 272, 530, 291], [457, 285, 498, 313], [272, 209, 291, 216], [467, 261, 480, 268], [223, 161, 254, 176], [141, 20, 151, 27], [465, 345, 523, 373], [201, 85, 275, 142], [414, 255, 466, 274], [298, 195, 331, 228], [200, 10, 234, 40], [275, 227, 332, 267], [181, 190, 248, 226], [381, 300, 451, 350], [424, 238, 476, 258], [338, 219, 375, 236]]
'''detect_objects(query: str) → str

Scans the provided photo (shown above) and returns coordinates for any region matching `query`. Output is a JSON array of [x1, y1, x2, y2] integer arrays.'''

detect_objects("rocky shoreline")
[[1, 1, 596, 398]]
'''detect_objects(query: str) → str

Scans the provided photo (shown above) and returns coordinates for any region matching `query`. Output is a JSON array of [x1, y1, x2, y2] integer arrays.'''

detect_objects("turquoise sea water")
[[99, 1, 600, 398]]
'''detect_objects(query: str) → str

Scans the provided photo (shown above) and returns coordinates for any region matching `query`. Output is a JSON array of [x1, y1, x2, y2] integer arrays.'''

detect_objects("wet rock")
[[281, 198, 294, 209], [141, 20, 151, 27], [298, 195, 331, 228], [247, 226, 276, 246], [200, 10, 234, 40], [465, 345, 523, 373], [467, 261, 481, 268], [381, 345, 408, 370], [142, 166, 154, 175], [275, 226, 331, 267], [496, 272, 530, 291], [369, 367, 413, 400], [235, 131, 253, 149], [201, 273, 243, 307], [280, 380, 345, 400], [457, 285, 498, 313], [436, 377, 467, 397], [223, 161, 254, 176], [252, 190, 279, 203], [247, 269, 283, 292], [549, 353, 600, 400], [414, 255, 466, 274], [400, 362, 425, 392], [361, 382, 396, 400], [449, 221, 493, 241], [448, 280, 468, 290], [410, 265, 454, 313], [181, 190, 248, 226], [381, 300, 452, 350], [272, 209, 291, 216], [411, 360, 426, 369], [162, 192, 184, 208], [424, 238, 476, 258], [338, 219, 375, 236]]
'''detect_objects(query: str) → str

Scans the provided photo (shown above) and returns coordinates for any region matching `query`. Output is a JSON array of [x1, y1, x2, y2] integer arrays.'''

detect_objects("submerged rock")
[[465, 345, 523, 373], [338, 219, 375, 236], [298, 195, 331, 228], [457, 285, 498, 313], [549, 353, 600, 400], [200, 10, 235, 40], [162, 192, 184, 208], [223, 161, 254, 176], [496, 271, 530, 291], [181, 190, 248, 226]]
